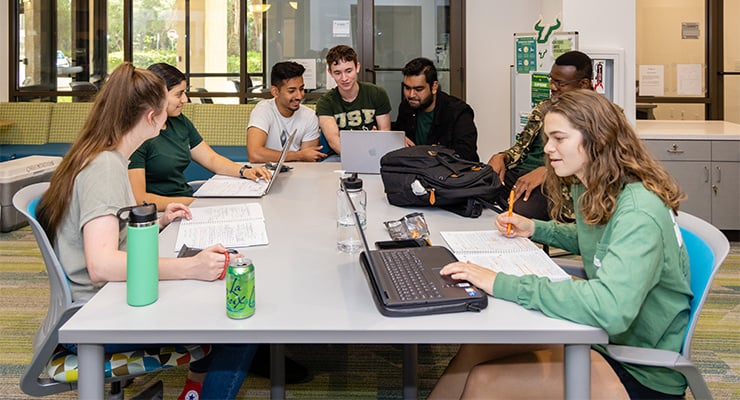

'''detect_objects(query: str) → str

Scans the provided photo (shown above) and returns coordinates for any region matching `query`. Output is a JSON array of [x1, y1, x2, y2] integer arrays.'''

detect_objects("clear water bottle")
[[337, 174, 366, 253]]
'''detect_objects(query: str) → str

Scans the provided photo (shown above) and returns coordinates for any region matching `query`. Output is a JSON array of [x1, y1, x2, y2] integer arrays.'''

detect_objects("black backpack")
[[379, 145, 504, 218]]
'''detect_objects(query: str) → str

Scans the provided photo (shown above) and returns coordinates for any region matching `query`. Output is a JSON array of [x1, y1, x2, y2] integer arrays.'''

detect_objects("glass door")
[[724, 0, 740, 123], [372, 1, 451, 121]]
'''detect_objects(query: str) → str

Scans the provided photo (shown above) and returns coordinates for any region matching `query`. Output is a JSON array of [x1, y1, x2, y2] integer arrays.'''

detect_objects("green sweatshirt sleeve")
[[495, 209, 665, 336], [531, 219, 580, 254]]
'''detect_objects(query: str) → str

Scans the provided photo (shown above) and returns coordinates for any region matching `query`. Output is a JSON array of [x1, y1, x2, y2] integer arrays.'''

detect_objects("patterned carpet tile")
[[1, 227, 738, 399]]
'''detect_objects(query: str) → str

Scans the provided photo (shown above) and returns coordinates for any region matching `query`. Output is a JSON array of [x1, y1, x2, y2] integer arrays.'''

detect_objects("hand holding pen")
[[495, 211, 535, 238]]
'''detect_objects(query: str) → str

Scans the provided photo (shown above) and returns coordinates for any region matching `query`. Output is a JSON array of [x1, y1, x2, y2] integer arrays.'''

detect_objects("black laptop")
[[343, 183, 488, 317]]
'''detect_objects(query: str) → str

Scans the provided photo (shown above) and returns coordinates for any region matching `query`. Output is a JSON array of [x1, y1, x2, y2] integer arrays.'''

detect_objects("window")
[[10, 0, 466, 105]]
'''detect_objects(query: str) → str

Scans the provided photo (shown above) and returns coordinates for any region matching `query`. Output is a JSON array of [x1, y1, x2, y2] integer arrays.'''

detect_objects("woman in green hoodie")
[[432, 89, 690, 400]]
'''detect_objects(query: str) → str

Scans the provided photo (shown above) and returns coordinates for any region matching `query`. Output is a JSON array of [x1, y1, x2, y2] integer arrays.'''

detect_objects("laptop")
[[193, 130, 296, 198], [342, 183, 488, 317], [340, 130, 406, 174]]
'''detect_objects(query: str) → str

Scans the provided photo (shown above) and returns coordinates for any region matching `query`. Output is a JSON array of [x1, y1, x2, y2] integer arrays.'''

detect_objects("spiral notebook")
[[440, 230, 571, 282]]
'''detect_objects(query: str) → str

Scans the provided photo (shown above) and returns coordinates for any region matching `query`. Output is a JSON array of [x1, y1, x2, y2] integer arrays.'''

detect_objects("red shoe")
[[177, 379, 203, 400]]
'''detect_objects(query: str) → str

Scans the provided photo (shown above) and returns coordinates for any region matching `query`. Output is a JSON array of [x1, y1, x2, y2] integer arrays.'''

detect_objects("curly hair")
[[543, 90, 685, 224], [326, 45, 358, 67]]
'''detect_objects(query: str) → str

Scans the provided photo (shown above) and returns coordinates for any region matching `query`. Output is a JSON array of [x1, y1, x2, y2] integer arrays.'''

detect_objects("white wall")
[[1, 0, 9, 101], [466, 0, 636, 160]]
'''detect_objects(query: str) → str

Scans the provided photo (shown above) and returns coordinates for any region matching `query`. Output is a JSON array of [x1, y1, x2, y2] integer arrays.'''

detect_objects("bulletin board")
[[511, 31, 578, 143]]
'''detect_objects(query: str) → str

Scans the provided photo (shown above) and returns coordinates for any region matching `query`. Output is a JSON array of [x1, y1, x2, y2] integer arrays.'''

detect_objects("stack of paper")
[[174, 203, 268, 251]]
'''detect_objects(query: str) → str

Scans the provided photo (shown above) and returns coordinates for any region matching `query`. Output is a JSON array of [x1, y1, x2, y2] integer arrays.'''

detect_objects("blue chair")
[[555, 211, 728, 399], [14, 182, 211, 398], [606, 212, 728, 400]]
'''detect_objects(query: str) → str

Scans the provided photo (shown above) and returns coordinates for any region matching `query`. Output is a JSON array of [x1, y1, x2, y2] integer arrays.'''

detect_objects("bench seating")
[[0, 101, 316, 181]]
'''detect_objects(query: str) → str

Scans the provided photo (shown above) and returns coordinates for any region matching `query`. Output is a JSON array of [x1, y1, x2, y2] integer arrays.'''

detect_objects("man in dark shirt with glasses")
[[487, 50, 594, 220]]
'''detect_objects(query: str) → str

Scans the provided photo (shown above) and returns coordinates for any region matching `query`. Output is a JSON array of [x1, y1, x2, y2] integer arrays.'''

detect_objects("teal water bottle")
[[118, 204, 159, 306]]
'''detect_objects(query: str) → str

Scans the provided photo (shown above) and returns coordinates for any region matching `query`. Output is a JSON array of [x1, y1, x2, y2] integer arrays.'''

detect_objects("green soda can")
[[226, 258, 255, 319]]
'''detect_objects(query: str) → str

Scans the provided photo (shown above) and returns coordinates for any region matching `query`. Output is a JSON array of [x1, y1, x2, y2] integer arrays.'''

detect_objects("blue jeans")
[[61, 343, 257, 399], [193, 344, 258, 399]]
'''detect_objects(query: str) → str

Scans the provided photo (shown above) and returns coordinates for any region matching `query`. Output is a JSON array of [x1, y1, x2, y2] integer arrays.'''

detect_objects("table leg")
[[564, 344, 591, 400], [77, 343, 105, 399], [270, 344, 286, 400], [402, 344, 418, 400]]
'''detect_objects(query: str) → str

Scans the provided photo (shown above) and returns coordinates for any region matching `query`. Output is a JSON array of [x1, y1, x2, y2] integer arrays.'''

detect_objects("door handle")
[[365, 68, 376, 81], [666, 144, 684, 154], [715, 166, 721, 183], [704, 166, 709, 183]]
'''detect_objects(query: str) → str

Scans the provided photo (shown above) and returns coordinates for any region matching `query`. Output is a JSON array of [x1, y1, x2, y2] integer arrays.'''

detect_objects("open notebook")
[[440, 230, 571, 282], [193, 130, 296, 198]]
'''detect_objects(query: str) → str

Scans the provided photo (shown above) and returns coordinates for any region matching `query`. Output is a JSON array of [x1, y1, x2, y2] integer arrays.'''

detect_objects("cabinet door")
[[711, 161, 740, 230], [661, 161, 712, 222]]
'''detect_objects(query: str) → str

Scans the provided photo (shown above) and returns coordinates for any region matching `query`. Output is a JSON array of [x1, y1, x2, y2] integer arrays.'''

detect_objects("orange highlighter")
[[506, 189, 515, 234]]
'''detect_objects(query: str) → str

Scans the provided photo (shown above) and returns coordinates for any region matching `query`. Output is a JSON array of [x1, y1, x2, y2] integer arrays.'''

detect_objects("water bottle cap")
[[129, 203, 158, 223], [342, 173, 363, 190]]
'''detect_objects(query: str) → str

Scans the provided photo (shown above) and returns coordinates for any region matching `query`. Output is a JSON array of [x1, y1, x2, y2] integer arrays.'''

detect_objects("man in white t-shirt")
[[247, 61, 326, 162]]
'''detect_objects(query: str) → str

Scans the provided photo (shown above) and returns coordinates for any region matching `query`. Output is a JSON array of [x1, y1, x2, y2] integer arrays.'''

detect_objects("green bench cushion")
[[0, 103, 53, 145], [48, 103, 94, 142]]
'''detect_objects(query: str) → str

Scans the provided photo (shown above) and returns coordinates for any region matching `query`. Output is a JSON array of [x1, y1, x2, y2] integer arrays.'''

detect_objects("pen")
[[506, 189, 515, 235]]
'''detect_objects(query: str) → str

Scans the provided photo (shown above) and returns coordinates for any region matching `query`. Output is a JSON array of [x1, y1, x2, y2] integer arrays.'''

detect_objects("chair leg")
[[130, 380, 164, 400], [110, 380, 123, 400]]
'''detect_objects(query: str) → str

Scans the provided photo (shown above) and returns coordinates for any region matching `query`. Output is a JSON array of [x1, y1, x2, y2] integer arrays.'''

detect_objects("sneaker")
[[177, 379, 202, 400]]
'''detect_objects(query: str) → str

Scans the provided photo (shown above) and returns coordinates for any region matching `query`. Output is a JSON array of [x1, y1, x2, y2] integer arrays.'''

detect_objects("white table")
[[59, 162, 607, 399]]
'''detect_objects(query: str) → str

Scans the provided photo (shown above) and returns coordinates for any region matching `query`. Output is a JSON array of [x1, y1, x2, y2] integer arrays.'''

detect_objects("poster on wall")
[[677, 64, 702, 96], [639, 65, 665, 96], [531, 72, 550, 107], [516, 37, 537, 74], [288, 58, 317, 90], [593, 59, 607, 94], [511, 28, 578, 142]]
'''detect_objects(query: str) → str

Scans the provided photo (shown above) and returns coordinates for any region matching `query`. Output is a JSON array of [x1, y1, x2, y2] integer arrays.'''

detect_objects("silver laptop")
[[193, 130, 296, 198], [340, 130, 406, 174]]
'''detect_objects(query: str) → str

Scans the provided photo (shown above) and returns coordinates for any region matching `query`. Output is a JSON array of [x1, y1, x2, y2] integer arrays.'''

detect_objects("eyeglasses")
[[547, 74, 584, 88]]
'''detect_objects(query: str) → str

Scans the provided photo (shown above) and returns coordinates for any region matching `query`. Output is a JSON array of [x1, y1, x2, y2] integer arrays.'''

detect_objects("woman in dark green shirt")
[[129, 63, 270, 211]]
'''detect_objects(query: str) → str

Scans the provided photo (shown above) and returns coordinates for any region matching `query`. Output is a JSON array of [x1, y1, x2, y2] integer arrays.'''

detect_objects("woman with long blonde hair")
[[432, 89, 690, 399], [37, 63, 257, 399]]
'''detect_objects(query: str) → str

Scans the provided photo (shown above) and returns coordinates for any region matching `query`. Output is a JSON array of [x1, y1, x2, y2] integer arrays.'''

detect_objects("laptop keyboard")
[[380, 250, 443, 301]]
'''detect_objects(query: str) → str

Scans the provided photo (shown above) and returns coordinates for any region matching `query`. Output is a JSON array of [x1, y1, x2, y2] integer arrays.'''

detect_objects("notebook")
[[440, 230, 571, 282], [193, 130, 296, 198], [340, 130, 406, 174], [343, 183, 489, 317]]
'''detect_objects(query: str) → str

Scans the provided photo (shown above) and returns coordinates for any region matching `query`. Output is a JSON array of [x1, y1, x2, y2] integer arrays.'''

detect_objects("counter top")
[[637, 120, 740, 140]]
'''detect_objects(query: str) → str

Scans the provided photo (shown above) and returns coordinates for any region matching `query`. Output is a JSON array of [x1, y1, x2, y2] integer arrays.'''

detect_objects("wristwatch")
[[238, 164, 252, 179]]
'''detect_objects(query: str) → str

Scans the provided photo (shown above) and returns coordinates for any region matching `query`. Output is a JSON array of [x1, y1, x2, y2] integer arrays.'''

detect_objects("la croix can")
[[226, 258, 255, 319]]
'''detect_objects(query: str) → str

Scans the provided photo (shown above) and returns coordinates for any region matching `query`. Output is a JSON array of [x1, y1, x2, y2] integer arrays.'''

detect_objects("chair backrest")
[[13, 182, 84, 396], [675, 211, 730, 356], [13, 182, 213, 396]]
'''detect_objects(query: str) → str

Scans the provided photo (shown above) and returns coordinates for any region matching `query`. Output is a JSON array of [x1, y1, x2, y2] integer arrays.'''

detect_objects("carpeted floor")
[[1, 226, 738, 399]]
